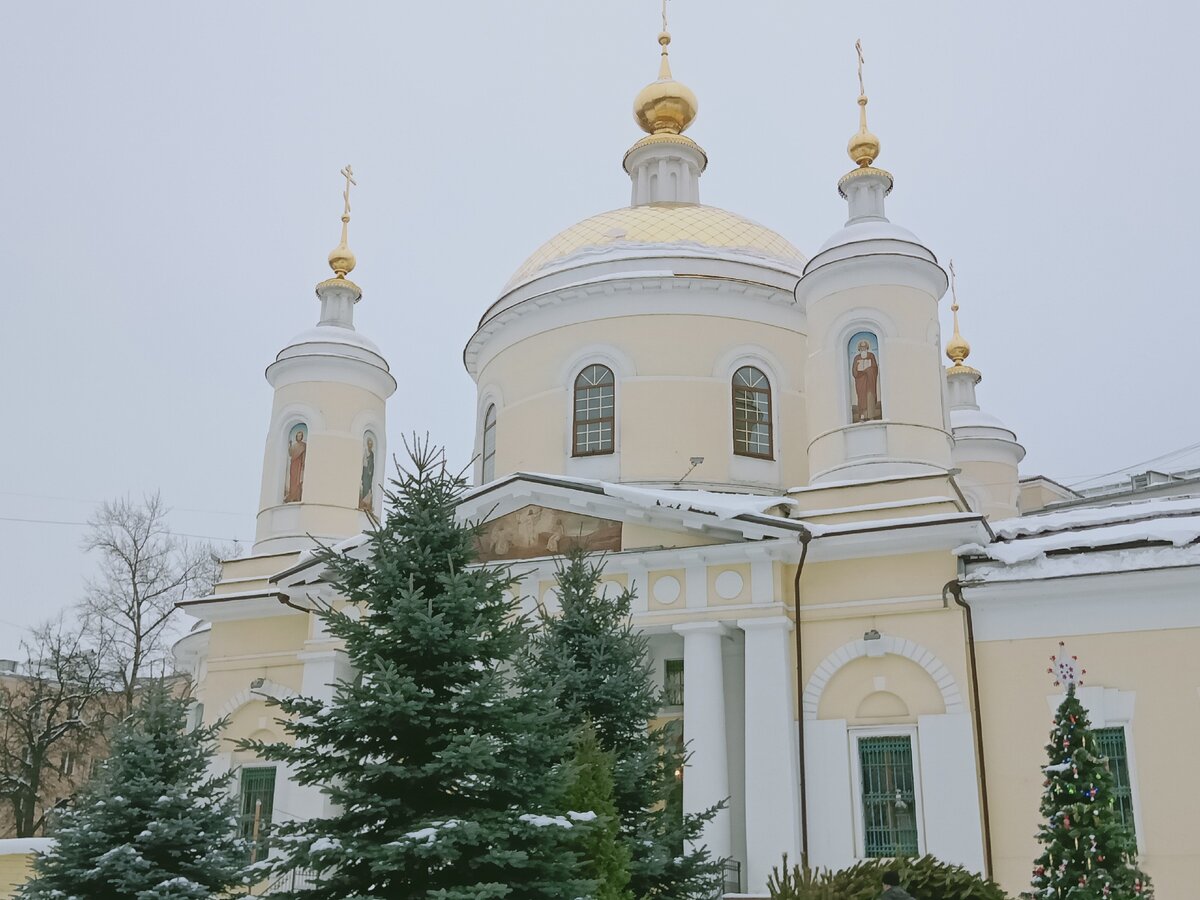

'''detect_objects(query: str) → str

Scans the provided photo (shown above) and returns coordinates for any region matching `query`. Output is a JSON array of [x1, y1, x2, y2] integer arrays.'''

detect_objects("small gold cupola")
[[633, 1, 698, 136], [837, 40, 893, 199], [327, 164, 357, 280], [945, 261, 980, 377]]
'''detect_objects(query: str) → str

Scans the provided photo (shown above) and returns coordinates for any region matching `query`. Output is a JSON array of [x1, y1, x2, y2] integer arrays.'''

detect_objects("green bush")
[[768, 854, 1012, 900]]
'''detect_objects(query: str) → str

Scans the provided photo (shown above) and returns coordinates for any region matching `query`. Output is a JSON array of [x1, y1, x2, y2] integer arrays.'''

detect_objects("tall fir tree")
[[244, 440, 595, 899], [564, 722, 633, 900], [525, 549, 724, 899], [17, 682, 248, 900], [1029, 648, 1153, 899]]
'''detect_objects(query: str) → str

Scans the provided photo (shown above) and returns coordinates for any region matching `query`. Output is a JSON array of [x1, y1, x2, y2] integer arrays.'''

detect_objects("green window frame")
[[1095, 727, 1135, 839], [239, 766, 277, 861], [663, 658, 684, 707], [858, 734, 919, 858]]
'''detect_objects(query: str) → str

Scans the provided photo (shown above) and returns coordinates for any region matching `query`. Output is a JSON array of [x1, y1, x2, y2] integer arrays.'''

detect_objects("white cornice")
[[464, 273, 805, 377]]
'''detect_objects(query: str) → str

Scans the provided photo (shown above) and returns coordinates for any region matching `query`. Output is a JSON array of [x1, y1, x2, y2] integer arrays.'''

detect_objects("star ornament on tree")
[[1047, 640, 1086, 688]]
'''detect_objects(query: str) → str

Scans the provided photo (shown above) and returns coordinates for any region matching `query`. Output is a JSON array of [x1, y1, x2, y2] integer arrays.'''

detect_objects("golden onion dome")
[[848, 96, 881, 167], [328, 214, 357, 279], [634, 31, 698, 135]]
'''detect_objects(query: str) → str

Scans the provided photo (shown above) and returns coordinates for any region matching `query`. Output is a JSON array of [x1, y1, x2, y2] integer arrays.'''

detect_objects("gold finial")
[[634, 0, 698, 136], [328, 164, 357, 279], [847, 39, 881, 168], [945, 260, 976, 372]]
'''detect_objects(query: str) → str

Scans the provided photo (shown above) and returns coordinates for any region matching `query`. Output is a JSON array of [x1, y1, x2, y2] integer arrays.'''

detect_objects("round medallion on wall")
[[652, 575, 681, 606], [714, 570, 744, 601]]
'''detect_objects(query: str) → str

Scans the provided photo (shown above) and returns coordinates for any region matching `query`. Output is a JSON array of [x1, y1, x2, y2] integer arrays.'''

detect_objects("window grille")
[[858, 735, 919, 858], [664, 658, 684, 707], [573, 365, 615, 456], [732, 366, 773, 458], [1095, 727, 1135, 838], [481, 405, 497, 483], [239, 766, 277, 861]]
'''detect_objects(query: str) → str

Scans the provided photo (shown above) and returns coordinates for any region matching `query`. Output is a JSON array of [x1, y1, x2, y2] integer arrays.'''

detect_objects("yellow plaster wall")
[[621, 522, 714, 551], [481, 314, 809, 489], [707, 562, 752, 606], [0, 853, 33, 899], [955, 459, 1020, 522], [978, 629, 1200, 899], [818, 654, 946, 724], [790, 474, 959, 514], [801, 552, 956, 608]]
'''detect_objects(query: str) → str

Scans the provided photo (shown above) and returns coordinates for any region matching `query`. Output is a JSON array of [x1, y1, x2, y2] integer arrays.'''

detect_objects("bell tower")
[[253, 167, 396, 553], [796, 42, 953, 485]]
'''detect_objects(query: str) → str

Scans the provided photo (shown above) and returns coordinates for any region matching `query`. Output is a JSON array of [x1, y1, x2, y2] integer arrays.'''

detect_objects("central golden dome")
[[502, 204, 806, 294], [634, 31, 697, 135]]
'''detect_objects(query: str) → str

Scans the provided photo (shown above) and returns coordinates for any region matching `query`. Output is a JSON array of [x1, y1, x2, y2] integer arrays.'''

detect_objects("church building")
[[171, 20, 1200, 899]]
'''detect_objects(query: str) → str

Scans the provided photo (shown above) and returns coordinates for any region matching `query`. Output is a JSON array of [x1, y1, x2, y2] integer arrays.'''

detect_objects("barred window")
[[732, 366, 773, 458], [858, 735, 919, 858], [1095, 727, 1136, 839], [663, 658, 684, 707], [481, 404, 497, 483], [573, 364, 615, 456], [239, 766, 277, 862]]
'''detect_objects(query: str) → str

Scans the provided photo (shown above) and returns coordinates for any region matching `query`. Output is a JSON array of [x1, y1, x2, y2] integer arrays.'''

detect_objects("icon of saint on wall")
[[849, 332, 883, 422], [359, 431, 376, 512], [284, 423, 308, 503]]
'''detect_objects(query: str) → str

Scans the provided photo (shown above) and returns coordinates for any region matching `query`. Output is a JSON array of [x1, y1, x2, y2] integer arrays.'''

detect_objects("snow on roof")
[[602, 482, 798, 521], [957, 494, 1200, 576], [0, 837, 54, 855], [993, 494, 1200, 540]]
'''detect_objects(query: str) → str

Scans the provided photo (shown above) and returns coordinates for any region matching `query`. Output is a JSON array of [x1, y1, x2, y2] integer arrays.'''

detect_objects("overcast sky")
[[2, 1, 1197, 658]]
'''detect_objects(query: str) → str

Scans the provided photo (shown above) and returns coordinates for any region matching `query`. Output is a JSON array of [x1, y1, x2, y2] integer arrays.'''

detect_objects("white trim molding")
[[216, 679, 300, 722], [802, 634, 966, 720]]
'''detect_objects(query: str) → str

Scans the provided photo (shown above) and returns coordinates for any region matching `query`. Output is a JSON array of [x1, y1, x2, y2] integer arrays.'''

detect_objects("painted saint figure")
[[359, 432, 376, 512], [849, 333, 883, 422], [284, 424, 307, 503]]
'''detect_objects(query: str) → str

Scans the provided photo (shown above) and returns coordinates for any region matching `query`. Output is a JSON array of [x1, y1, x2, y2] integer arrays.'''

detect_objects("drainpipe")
[[792, 526, 813, 860], [942, 578, 993, 879]]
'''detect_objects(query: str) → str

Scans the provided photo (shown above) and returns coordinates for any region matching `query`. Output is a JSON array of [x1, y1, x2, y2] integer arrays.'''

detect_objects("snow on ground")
[[0, 837, 54, 855]]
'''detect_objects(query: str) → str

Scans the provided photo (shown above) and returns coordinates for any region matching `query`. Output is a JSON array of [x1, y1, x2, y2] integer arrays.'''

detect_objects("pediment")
[[475, 505, 622, 563]]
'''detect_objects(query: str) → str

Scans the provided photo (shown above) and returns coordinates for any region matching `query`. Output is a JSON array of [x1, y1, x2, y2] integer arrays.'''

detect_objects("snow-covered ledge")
[[0, 838, 53, 855]]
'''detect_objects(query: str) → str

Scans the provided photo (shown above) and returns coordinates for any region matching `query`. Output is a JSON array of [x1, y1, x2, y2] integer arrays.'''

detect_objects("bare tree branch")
[[0, 616, 107, 838], [80, 493, 226, 716]]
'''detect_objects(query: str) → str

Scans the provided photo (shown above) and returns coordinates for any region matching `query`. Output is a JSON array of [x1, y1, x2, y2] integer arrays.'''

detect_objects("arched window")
[[481, 405, 497, 483], [572, 364, 615, 456], [732, 366, 773, 458]]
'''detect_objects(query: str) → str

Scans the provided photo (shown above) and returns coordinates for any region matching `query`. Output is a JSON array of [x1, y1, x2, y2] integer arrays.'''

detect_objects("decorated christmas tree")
[[1029, 644, 1153, 899], [17, 682, 248, 900], [524, 549, 724, 899], [244, 440, 594, 899]]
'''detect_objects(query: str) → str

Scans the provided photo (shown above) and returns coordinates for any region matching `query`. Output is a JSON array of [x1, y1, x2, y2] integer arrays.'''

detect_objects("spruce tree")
[[525, 549, 724, 899], [17, 682, 248, 900], [564, 722, 633, 900], [244, 440, 595, 899], [1030, 650, 1153, 899]]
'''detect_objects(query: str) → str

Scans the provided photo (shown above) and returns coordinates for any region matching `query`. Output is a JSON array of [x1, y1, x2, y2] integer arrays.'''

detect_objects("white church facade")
[[170, 23, 1200, 899]]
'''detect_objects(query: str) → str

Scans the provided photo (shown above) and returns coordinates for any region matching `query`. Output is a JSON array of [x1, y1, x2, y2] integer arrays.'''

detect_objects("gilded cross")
[[948, 259, 958, 306], [661, 0, 669, 33], [855, 39, 866, 96], [340, 164, 356, 219]]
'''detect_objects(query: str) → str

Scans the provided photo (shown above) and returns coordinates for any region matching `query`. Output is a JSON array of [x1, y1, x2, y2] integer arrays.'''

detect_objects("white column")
[[292, 648, 353, 820], [738, 616, 800, 891], [672, 621, 731, 863]]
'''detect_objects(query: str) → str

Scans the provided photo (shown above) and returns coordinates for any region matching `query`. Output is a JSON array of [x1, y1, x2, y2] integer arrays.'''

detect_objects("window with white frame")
[[481, 404, 497, 483], [852, 730, 922, 858], [572, 364, 615, 456], [1094, 726, 1136, 840], [732, 366, 773, 458]]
